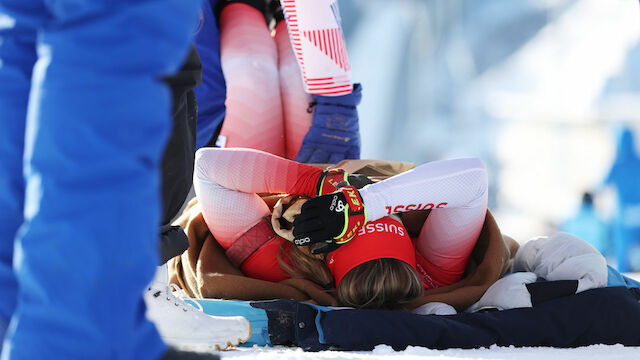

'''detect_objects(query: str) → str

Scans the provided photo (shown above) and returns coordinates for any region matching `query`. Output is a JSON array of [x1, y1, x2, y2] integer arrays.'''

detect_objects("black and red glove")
[[292, 185, 367, 254], [316, 169, 374, 195]]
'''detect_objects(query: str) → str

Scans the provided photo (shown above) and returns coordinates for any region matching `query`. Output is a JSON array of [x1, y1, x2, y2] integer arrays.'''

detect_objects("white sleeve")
[[358, 158, 488, 221], [513, 232, 608, 293]]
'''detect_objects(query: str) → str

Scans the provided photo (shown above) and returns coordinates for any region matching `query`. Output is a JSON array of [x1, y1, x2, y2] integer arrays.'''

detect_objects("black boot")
[[250, 299, 298, 347]]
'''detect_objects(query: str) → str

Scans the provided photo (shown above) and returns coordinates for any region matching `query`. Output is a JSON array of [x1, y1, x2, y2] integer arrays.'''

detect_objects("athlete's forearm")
[[359, 158, 488, 221], [194, 147, 322, 195]]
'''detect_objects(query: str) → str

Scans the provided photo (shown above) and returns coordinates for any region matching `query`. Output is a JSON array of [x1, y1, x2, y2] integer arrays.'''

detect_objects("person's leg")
[[279, 0, 362, 163], [280, 0, 352, 96], [273, 20, 313, 160], [2, 0, 199, 359], [0, 0, 43, 344], [159, 45, 201, 263], [218, 2, 286, 156], [161, 45, 201, 228]]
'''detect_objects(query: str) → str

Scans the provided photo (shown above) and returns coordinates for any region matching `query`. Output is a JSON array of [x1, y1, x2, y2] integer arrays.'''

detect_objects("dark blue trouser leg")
[[0, 0, 200, 359]]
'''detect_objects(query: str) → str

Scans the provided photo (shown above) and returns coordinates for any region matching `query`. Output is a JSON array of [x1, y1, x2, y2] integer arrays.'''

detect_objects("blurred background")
[[338, 0, 640, 271]]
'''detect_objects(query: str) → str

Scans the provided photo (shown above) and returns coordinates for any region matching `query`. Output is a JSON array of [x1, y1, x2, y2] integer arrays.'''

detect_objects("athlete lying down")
[[181, 147, 610, 312], [290, 154, 611, 313], [187, 146, 518, 311], [180, 147, 612, 312]]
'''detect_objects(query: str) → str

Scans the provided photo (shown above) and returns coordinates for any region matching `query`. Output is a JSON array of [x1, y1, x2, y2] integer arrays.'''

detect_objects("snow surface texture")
[[220, 344, 640, 360]]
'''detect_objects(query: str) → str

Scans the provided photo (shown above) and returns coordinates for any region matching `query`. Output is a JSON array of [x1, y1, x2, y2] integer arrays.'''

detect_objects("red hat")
[[327, 217, 417, 287]]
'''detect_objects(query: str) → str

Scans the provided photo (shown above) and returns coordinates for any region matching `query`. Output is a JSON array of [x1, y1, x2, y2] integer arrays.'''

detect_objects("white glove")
[[513, 232, 608, 293], [466, 272, 537, 313], [412, 302, 457, 316]]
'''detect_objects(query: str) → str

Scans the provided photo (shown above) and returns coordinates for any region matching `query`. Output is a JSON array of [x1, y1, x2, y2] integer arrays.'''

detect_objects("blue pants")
[[0, 0, 199, 359], [193, 0, 226, 149]]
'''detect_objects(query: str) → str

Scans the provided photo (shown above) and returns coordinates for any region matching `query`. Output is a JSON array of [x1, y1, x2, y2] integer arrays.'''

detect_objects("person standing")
[[602, 127, 640, 272], [195, 0, 362, 163], [0, 0, 225, 359], [561, 192, 609, 257]]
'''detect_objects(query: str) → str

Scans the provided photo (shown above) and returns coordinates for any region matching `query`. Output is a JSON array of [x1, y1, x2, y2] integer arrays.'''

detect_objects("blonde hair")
[[338, 259, 423, 310], [272, 191, 422, 309], [277, 244, 423, 309], [277, 242, 334, 288]]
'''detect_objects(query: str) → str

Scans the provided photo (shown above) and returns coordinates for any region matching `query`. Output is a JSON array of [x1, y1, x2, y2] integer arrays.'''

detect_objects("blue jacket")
[[193, 0, 226, 149]]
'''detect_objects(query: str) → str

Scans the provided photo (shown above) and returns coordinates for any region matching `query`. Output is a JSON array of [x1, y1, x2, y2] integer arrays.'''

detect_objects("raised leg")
[[218, 3, 285, 156]]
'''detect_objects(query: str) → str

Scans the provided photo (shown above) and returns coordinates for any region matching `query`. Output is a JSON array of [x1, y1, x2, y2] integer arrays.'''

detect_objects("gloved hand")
[[466, 272, 537, 312], [292, 185, 366, 253], [295, 83, 362, 164], [316, 168, 374, 196], [346, 173, 375, 190]]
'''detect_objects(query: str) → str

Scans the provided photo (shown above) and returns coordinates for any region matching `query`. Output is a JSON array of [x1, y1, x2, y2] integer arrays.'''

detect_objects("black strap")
[[526, 280, 579, 306]]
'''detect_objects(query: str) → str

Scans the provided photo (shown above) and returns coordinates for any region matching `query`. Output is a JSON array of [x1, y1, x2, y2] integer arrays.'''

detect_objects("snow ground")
[[221, 344, 640, 360]]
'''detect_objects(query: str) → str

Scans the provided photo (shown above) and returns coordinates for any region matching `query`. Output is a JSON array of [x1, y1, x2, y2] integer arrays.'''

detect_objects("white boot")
[[144, 265, 251, 351]]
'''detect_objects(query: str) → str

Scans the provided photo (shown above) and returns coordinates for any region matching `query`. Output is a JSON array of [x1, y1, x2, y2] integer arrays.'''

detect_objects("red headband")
[[327, 217, 416, 287]]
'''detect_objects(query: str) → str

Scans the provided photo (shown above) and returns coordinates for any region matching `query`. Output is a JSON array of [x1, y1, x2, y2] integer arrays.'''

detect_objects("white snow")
[[220, 344, 640, 360]]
